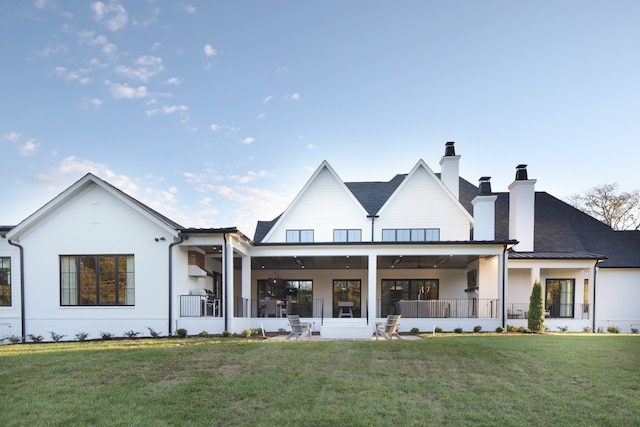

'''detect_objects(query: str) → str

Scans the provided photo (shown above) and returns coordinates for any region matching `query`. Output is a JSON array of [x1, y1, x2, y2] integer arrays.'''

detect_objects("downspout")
[[223, 232, 229, 332], [367, 215, 378, 242], [168, 233, 185, 336], [7, 239, 25, 343], [502, 243, 508, 329], [592, 260, 598, 333]]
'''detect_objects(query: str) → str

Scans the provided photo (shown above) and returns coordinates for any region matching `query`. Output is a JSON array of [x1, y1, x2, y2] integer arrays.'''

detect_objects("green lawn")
[[1, 334, 639, 426]]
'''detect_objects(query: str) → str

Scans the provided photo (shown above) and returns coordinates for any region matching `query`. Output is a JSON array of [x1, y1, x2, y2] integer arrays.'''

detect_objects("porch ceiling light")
[[294, 257, 305, 268]]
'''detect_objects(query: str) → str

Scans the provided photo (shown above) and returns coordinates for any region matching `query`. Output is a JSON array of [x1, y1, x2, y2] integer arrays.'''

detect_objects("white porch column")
[[224, 237, 235, 327], [367, 254, 378, 324], [499, 248, 507, 327], [242, 254, 251, 315]]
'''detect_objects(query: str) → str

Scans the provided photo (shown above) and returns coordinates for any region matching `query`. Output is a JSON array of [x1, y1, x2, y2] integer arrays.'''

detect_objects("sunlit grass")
[[1, 335, 638, 426]]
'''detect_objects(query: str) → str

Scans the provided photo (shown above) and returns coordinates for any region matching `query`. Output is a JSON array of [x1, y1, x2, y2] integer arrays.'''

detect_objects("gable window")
[[0, 257, 10, 306], [382, 228, 440, 242], [61, 255, 135, 306], [333, 229, 362, 242], [286, 229, 314, 243]]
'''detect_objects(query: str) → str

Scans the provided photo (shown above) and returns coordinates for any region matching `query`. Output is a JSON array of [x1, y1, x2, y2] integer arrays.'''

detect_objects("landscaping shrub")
[[241, 329, 252, 337], [100, 331, 114, 340], [176, 328, 188, 338], [147, 326, 161, 338], [222, 331, 232, 337], [434, 326, 443, 333], [473, 325, 482, 333], [631, 328, 639, 334], [75, 332, 89, 341], [49, 331, 66, 342], [7, 335, 22, 344], [27, 334, 44, 343], [454, 327, 463, 334], [495, 326, 504, 333], [557, 325, 568, 332], [607, 325, 620, 334], [198, 330, 209, 338], [527, 280, 545, 332], [410, 327, 420, 334], [123, 330, 141, 339], [583, 326, 593, 333]]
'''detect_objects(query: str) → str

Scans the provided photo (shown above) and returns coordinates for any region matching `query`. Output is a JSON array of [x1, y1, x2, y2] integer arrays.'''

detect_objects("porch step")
[[320, 319, 373, 339]]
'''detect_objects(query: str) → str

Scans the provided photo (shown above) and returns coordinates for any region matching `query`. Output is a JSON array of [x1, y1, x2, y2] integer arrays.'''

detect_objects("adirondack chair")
[[286, 315, 312, 341], [374, 315, 402, 340]]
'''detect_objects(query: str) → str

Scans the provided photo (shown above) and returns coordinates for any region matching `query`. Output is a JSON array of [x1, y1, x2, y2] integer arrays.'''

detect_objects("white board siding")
[[0, 237, 21, 339], [375, 167, 471, 241], [265, 168, 369, 243], [16, 184, 172, 339], [596, 269, 640, 332]]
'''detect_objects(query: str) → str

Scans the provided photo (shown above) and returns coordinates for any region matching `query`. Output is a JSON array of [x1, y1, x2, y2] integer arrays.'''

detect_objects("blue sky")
[[1, 1, 639, 235]]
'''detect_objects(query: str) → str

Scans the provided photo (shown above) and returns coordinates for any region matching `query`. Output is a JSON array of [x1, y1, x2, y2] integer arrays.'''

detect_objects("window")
[[545, 279, 574, 318], [381, 279, 439, 316], [257, 279, 313, 317], [0, 257, 10, 306], [61, 255, 134, 306], [286, 229, 314, 243], [333, 229, 362, 242], [583, 279, 589, 313], [333, 279, 361, 317], [381, 228, 440, 242]]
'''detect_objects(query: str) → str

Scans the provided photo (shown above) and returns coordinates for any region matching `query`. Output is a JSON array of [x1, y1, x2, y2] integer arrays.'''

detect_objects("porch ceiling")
[[250, 255, 478, 271]]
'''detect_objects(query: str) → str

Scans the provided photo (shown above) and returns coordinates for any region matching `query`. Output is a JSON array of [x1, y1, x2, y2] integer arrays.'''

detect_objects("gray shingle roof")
[[252, 171, 640, 268]]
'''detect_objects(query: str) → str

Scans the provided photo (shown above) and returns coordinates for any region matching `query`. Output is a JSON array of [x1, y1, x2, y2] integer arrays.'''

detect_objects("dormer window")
[[286, 229, 314, 243], [333, 229, 362, 242]]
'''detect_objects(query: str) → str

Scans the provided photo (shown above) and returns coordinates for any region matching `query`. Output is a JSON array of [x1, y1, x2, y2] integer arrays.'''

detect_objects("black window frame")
[[0, 257, 10, 306], [286, 229, 314, 243], [381, 228, 440, 242], [333, 229, 362, 242]]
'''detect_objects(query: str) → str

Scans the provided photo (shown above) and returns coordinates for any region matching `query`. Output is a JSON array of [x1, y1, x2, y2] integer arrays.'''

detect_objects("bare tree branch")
[[569, 183, 640, 230]]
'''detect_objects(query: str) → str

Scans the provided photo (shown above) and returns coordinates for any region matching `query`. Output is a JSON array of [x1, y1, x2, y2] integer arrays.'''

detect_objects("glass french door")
[[333, 280, 361, 318]]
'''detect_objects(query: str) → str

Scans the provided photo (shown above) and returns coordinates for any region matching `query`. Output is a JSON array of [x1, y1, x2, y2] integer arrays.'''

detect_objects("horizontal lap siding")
[[266, 168, 369, 242], [376, 167, 470, 240]]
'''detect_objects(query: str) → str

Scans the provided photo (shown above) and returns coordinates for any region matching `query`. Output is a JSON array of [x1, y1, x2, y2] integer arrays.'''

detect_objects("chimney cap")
[[478, 176, 492, 195], [515, 164, 529, 181], [516, 164, 527, 169], [444, 141, 456, 156]]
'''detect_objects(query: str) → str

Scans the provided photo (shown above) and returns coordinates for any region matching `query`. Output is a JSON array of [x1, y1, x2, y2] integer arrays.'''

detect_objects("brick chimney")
[[472, 177, 497, 241], [508, 164, 536, 251], [439, 141, 460, 199]]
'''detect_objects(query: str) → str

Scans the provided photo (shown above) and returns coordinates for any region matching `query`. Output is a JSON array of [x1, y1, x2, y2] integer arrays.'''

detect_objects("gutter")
[[592, 260, 598, 334], [7, 239, 25, 343], [168, 233, 185, 336]]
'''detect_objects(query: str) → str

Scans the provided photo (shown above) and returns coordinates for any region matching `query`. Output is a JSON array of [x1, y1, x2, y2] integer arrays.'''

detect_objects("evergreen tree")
[[528, 280, 545, 332]]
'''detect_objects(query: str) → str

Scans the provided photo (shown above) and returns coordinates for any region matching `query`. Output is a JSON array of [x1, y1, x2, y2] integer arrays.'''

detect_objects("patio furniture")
[[286, 315, 312, 341], [338, 301, 354, 317], [374, 315, 402, 340]]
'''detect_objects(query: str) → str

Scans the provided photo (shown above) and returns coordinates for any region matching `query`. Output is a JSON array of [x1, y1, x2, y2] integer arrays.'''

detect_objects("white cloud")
[[91, 0, 128, 32], [145, 104, 188, 117], [228, 170, 270, 184], [115, 55, 163, 82], [180, 4, 196, 14], [3, 131, 22, 142], [151, 41, 161, 51], [35, 45, 67, 57], [262, 95, 273, 104], [59, 156, 138, 194], [307, 144, 316, 150], [34, 0, 55, 10], [256, 113, 265, 119], [290, 92, 300, 100], [110, 83, 148, 99], [210, 124, 221, 131], [19, 140, 39, 156], [165, 77, 182, 85], [241, 137, 255, 145], [203, 44, 216, 57]]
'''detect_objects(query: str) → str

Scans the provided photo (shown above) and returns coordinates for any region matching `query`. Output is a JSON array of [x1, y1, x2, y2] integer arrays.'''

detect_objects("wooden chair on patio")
[[286, 315, 312, 341], [374, 315, 402, 340]]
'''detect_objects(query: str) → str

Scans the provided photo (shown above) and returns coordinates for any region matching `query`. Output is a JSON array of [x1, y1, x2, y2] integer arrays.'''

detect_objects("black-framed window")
[[61, 255, 135, 306], [380, 279, 439, 316], [333, 279, 361, 317], [333, 229, 362, 242], [381, 228, 440, 242], [0, 257, 10, 306], [545, 279, 574, 318], [286, 229, 314, 243], [257, 279, 313, 317]]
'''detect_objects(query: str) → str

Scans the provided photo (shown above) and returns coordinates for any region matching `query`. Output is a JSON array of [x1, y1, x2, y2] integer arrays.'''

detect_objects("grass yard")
[[1, 334, 639, 426]]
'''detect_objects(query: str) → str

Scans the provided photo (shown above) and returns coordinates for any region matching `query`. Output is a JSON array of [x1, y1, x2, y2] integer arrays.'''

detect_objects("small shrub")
[[454, 327, 463, 334], [147, 326, 161, 338], [631, 327, 639, 334], [75, 332, 89, 341], [123, 330, 141, 339], [8, 335, 22, 344], [507, 325, 518, 333], [100, 331, 114, 340], [27, 334, 44, 343], [473, 325, 482, 333], [222, 330, 232, 337], [607, 325, 620, 334], [241, 329, 252, 337], [277, 328, 286, 333], [495, 326, 504, 333], [176, 328, 188, 338], [528, 280, 545, 333], [434, 326, 443, 333], [410, 327, 420, 335], [198, 330, 209, 338], [597, 326, 604, 333], [517, 327, 528, 333], [583, 326, 593, 333], [557, 325, 569, 332], [50, 331, 66, 342], [251, 328, 264, 336]]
